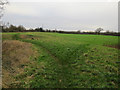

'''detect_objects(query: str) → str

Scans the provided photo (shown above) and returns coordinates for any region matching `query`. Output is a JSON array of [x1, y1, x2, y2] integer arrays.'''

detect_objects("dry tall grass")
[[2, 40, 36, 88]]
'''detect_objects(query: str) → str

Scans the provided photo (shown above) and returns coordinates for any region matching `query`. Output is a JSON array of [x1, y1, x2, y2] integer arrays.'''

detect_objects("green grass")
[[2, 32, 119, 88]]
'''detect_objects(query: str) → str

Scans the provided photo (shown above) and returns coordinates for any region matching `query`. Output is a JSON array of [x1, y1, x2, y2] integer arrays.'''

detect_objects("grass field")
[[2, 32, 119, 88]]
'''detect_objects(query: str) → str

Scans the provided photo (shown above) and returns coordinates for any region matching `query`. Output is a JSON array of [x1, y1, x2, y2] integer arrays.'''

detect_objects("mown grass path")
[[20, 39, 90, 88]]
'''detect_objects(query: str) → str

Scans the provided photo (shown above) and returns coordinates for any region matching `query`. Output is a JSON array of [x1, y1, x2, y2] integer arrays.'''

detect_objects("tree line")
[[1, 24, 120, 36], [2, 24, 45, 32]]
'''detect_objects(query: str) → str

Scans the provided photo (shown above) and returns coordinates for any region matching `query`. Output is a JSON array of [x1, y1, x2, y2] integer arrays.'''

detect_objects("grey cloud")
[[3, 2, 118, 31]]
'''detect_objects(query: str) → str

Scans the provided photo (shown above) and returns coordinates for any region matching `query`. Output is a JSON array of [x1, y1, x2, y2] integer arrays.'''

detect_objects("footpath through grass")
[[2, 32, 119, 88]]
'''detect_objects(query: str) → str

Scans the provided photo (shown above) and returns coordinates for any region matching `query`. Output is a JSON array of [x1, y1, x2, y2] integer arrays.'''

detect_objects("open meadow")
[[2, 32, 119, 88]]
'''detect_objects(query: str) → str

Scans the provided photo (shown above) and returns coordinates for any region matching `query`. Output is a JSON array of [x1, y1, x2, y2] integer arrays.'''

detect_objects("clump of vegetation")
[[2, 25, 26, 32]]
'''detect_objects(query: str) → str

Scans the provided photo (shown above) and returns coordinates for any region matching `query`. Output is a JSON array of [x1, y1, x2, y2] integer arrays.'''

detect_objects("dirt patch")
[[2, 40, 37, 88], [104, 44, 120, 49], [20, 35, 40, 40], [20, 35, 29, 39]]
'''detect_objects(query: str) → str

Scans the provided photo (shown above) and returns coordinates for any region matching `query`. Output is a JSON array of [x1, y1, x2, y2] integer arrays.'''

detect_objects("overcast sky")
[[2, 0, 118, 31]]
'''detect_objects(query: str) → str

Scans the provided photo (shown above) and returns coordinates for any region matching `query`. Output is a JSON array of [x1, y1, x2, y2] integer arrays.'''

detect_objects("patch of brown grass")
[[2, 40, 37, 88], [104, 44, 120, 49], [20, 35, 40, 40], [19, 35, 28, 39]]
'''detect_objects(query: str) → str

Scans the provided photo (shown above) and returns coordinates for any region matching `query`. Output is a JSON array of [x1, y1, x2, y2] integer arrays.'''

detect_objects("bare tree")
[[95, 28, 103, 33], [77, 30, 81, 33], [0, 0, 8, 31], [0, 0, 8, 19]]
